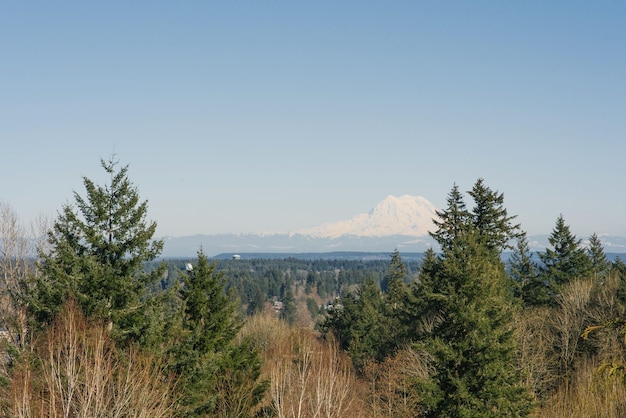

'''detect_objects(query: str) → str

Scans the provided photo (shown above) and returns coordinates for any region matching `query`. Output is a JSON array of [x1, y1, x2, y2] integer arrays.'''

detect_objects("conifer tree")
[[414, 182, 532, 415], [469, 178, 521, 254], [539, 215, 591, 298], [170, 249, 265, 417], [381, 249, 408, 302], [508, 232, 548, 306], [430, 184, 471, 251], [417, 247, 441, 286], [319, 277, 389, 373], [28, 157, 166, 346], [381, 249, 410, 352], [587, 233, 610, 281], [416, 228, 533, 416], [280, 281, 297, 325]]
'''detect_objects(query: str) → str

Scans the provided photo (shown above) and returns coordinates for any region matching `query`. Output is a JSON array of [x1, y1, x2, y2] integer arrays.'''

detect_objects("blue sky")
[[2, 2, 625, 238]]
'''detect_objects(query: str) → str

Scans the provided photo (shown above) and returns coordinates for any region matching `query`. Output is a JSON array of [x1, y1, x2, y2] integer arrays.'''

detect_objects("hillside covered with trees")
[[1, 159, 626, 417]]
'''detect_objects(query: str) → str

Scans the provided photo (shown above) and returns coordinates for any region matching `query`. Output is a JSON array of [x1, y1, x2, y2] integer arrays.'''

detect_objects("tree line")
[[0, 159, 625, 416], [319, 179, 626, 416], [0, 158, 265, 416]]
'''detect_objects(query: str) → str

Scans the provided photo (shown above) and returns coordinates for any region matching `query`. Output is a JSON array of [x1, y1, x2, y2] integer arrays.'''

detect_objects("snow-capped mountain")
[[158, 194, 626, 257], [297, 195, 438, 238], [160, 195, 440, 257]]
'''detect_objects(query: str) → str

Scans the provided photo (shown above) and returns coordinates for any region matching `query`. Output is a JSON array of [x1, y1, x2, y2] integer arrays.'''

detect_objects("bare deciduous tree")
[[4, 300, 177, 418], [0, 202, 40, 349]]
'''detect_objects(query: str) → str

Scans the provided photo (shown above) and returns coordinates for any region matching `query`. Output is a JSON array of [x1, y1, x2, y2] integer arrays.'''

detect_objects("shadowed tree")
[[508, 232, 548, 306]]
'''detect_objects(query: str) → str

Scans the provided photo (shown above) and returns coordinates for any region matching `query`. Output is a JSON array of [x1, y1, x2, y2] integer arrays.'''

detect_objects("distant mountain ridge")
[[159, 195, 626, 258], [161, 194, 439, 257]]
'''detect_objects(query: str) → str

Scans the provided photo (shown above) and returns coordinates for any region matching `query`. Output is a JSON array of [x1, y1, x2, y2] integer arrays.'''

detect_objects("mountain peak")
[[297, 195, 438, 238]]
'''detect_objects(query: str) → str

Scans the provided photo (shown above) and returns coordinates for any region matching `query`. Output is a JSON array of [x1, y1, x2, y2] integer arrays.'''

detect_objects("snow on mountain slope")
[[297, 195, 438, 238]]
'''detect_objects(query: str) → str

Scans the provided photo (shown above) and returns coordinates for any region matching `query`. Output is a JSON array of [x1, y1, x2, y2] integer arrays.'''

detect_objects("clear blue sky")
[[2, 2, 625, 238]]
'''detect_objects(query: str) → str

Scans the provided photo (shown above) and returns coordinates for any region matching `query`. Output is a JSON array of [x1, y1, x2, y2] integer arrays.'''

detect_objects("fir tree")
[[430, 184, 471, 251], [416, 229, 533, 416], [539, 214, 592, 298], [280, 280, 297, 325], [468, 178, 521, 255], [587, 233, 610, 281], [381, 249, 410, 352], [418, 247, 441, 282], [381, 249, 408, 303], [319, 277, 389, 373], [170, 249, 265, 417], [28, 157, 166, 346], [509, 232, 548, 306]]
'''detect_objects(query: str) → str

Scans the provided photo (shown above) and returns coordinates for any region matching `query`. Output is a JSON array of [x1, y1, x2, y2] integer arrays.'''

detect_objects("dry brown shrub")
[[3, 300, 177, 418], [514, 306, 559, 399], [363, 346, 431, 418], [0, 203, 46, 351], [537, 358, 626, 418], [241, 313, 368, 417]]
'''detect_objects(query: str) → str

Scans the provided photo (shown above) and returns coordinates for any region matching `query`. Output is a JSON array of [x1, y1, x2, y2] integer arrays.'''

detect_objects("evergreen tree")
[[509, 232, 548, 306], [539, 214, 592, 297], [28, 157, 166, 346], [587, 233, 610, 281], [397, 248, 439, 346], [468, 178, 521, 254], [416, 229, 533, 416], [430, 184, 471, 251], [319, 277, 389, 373], [381, 249, 410, 350], [381, 249, 408, 301], [170, 249, 265, 417], [419, 247, 441, 282], [280, 281, 297, 325]]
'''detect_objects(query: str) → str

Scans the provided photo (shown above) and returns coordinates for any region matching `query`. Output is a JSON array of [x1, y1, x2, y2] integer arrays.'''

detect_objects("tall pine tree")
[[538, 214, 591, 301], [508, 232, 547, 306], [319, 276, 389, 373], [416, 228, 533, 416], [469, 178, 521, 254], [169, 249, 266, 417], [587, 233, 610, 281], [28, 157, 166, 346], [415, 181, 533, 416], [430, 184, 471, 251]]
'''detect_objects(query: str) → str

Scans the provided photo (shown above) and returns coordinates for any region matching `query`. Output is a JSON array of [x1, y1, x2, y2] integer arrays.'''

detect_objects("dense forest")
[[1, 159, 626, 417]]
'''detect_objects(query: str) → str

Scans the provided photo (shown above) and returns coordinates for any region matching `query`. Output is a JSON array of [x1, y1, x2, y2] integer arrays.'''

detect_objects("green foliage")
[[432, 179, 521, 254], [469, 178, 521, 254], [280, 280, 297, 325], [509, 232, 548, 306], [27, 157, 167, 346], [430, 184, 471, 251], [416, 228, 533, 417], [588, 233, 610, 280], [169, 249, 265, 417], [380, 249, 408, 294], [306, 297, 320, 319], [319, 276, 391, 373], [538, 214, 592, 303]]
